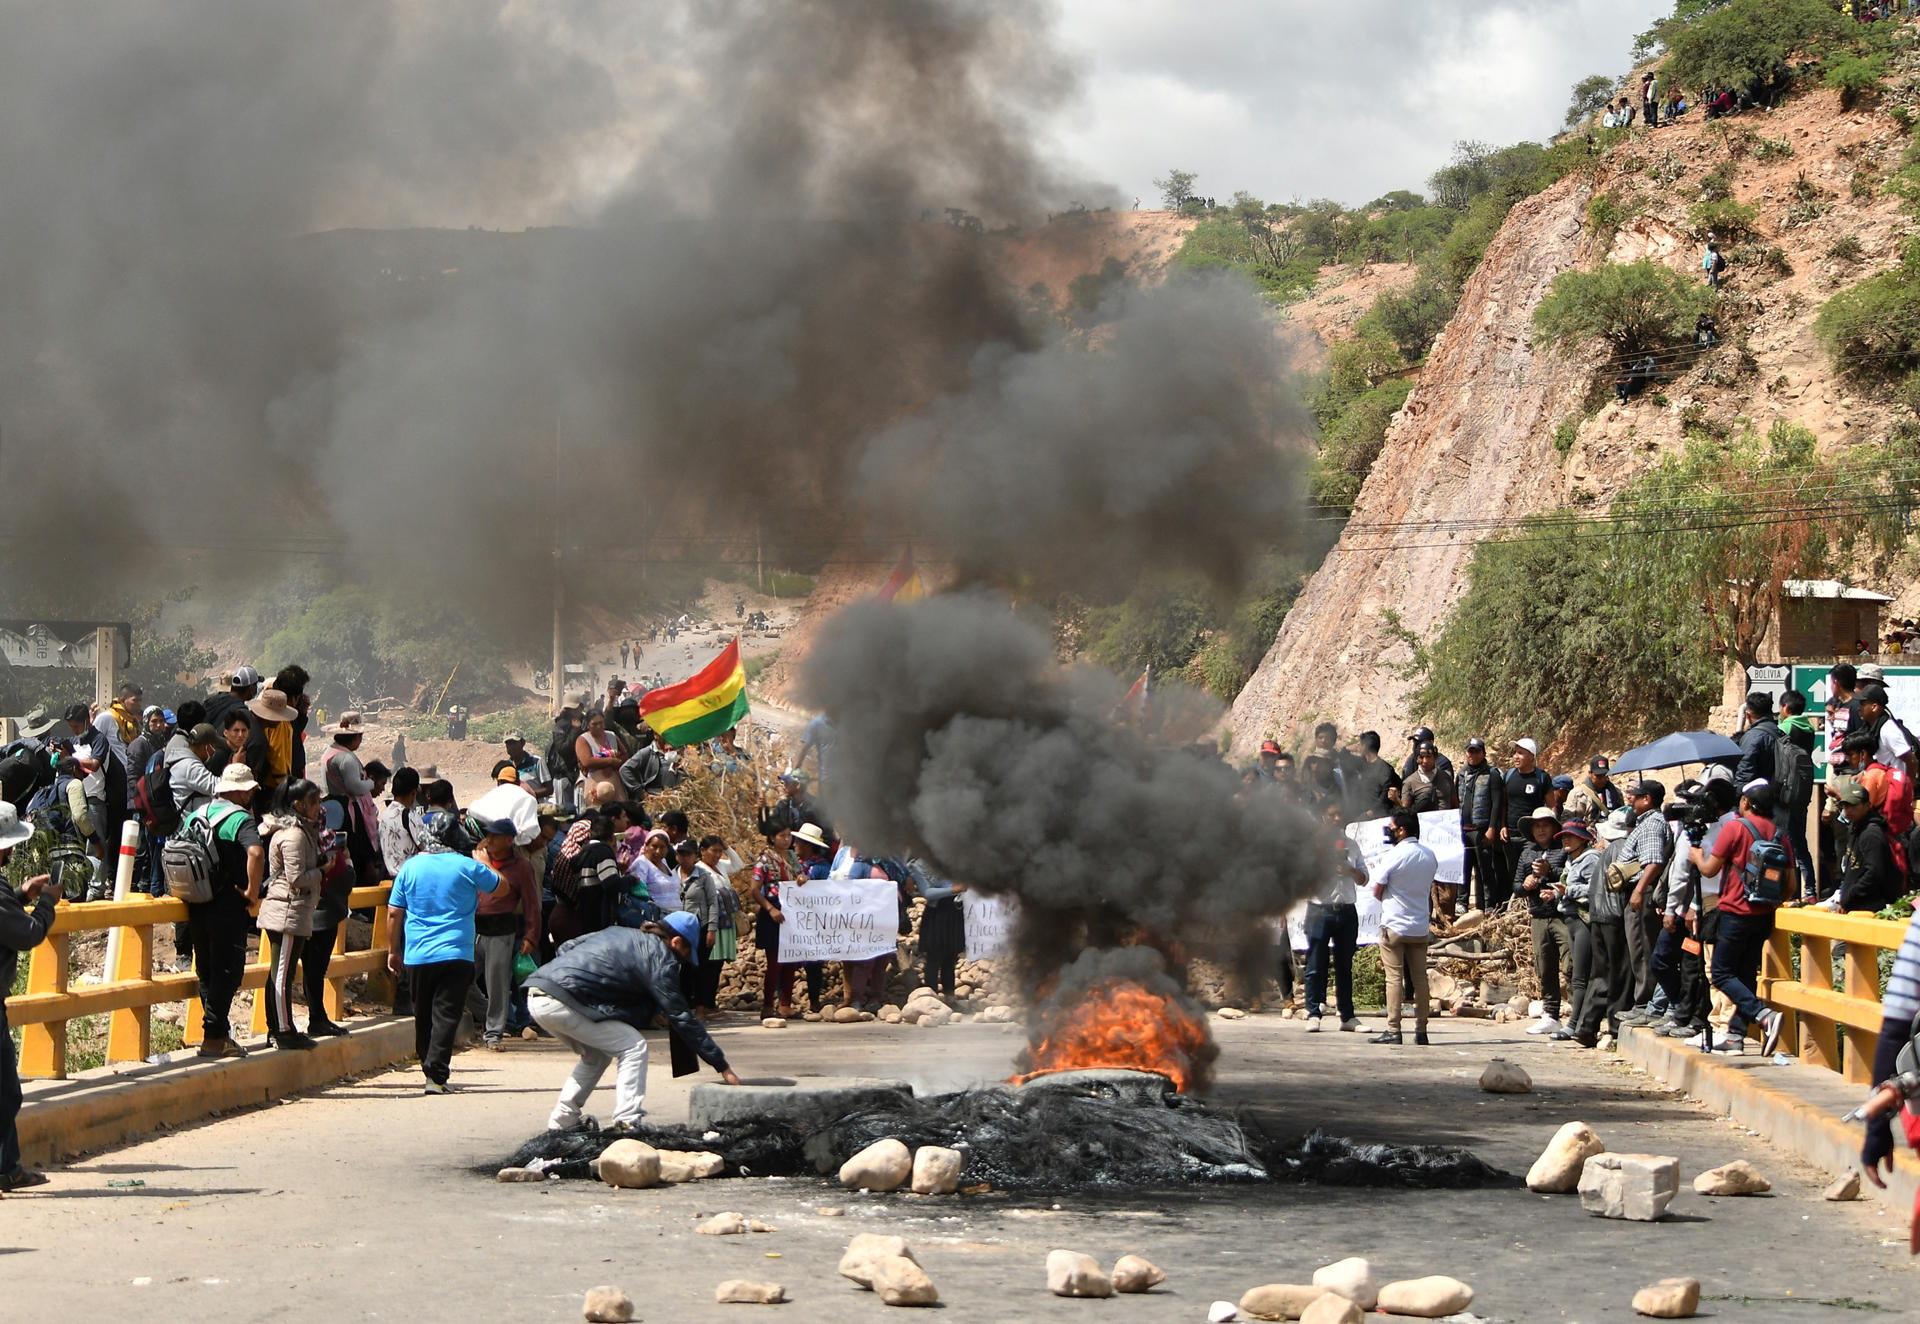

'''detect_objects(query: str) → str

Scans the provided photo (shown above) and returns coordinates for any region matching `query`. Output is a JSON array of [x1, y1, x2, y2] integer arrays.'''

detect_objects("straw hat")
[[0, 801, 33, 849], [325, 710, 368, 736], [792, 821, 831, 850], [247, 689, 299, 723]]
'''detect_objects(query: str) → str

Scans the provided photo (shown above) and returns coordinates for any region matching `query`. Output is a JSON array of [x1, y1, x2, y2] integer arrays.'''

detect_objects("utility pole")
[[756, 517, 764, 592], [550, 406, 564, 720], [92, 626, 118, 710]]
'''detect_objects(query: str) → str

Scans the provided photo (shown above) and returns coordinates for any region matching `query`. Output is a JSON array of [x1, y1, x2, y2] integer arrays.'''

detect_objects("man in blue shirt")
[[387, 811, 500, 1093]]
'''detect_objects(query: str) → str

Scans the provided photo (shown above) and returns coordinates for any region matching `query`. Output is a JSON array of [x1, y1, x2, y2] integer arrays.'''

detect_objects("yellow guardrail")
[[4, 884, 394, 1080], [1759, 906, 1908, 1085]]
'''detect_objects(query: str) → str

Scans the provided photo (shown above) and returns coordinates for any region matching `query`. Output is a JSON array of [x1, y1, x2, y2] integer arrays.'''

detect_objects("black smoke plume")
[[798, 594, 1328, 1001]]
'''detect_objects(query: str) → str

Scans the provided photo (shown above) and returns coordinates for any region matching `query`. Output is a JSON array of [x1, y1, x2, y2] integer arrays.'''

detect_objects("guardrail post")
[[1799, 932, 1839, 1072], [1760, 930, 1800, 1057], [325, 923, 350, 1021], [1843, 939, 1880, 1085], [17, 929, 70, 1079], [369, 897, 394, 1005], [104, 899, 155, 1064]]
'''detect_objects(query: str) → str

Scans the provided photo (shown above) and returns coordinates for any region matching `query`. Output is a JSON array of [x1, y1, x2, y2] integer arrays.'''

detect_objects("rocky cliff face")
[[1229, 175, 1594, 747], [1232, 86, 1918, 751]]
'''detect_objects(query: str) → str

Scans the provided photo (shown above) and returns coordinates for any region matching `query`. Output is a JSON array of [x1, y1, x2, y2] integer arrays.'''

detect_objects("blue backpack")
[[1739, 817, 1794, 907]]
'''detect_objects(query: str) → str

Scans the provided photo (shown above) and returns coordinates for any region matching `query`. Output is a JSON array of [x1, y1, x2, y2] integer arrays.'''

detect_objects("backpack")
[[133, 749, 183, 837], [162, 802, 245, 904], [1773, 735, 1814, 811], [1737, 817, 1794, 908], [546, 729, 579, 780], [1712, 251, 1728, 273]]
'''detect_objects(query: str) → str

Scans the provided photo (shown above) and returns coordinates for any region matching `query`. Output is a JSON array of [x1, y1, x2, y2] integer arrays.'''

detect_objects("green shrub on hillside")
[[1698, 160, 1737, 202], [1532, 261, 1713, 357], [1359, 273, 1456, 363], [1191, 559, 1309, 702], [1084, 575, 1219, 678], [1816, 235, 1920, 383], [1662, 0, 1852, 94], [1824, 54, 1887, 111], [1310, 379, 1412, 514], [1409, 510, 1721, 743], [1686, 198, 1759, 242]]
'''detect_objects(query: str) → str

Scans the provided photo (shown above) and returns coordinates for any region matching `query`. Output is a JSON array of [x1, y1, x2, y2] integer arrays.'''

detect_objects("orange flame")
[[1008, 979, 1212, 1093]]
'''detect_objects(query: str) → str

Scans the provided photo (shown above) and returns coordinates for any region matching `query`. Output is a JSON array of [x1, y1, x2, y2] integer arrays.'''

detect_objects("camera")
[[1674, 779, 1737, 846]]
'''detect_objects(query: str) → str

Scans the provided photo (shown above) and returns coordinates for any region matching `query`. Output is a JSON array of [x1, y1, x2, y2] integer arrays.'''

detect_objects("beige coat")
[[256, 814, 323, 937]]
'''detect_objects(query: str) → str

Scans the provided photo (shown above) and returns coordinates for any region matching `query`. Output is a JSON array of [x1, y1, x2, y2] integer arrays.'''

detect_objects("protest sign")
[[777, 879, 898, 962], [961, 891, 1017, 959], [1339, 811, 1464, 944]]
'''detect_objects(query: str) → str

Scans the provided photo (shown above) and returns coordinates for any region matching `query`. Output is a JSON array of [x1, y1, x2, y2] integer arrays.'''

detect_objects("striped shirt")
[[1884, 909, 1920, 1025]]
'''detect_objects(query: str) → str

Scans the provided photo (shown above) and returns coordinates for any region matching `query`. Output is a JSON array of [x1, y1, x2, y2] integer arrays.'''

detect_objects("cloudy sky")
[[1045, 0, 1671, 209]]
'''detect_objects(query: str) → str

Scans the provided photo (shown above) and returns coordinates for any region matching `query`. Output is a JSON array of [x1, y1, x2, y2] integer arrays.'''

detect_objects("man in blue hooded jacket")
[[525, 911, 741, 1130]]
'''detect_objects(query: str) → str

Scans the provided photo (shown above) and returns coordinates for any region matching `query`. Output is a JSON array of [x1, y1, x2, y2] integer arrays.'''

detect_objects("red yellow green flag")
[[640, 638, 750, 747], [877, 549, 925, 603]]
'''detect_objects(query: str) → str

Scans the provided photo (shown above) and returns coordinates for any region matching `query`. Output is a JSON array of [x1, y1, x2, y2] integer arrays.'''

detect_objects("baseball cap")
[[1589, 755, 1610, 772], [1551, 774, 1574, 791], [1742, 777, 1771, 796], [536, 802, 565, 820], [1832, 777, 1870, 806], [1515, 738, 1539, 756], [1411, 726, 1434, 742], [496, 766, 520, 783], [1859, 683, 1891, 706], [483, 817, 519, 837], [1260, 739, 1283, 756], [1556, 820, 1593, 843], [661, 910, 702, 965], [1626, 779, 1665, 801], [62, 702, 89, 724], [187, 722, 218, 745], [1466, 737, 1486, 751], [504, 730, 526, 743], [232, 665, 261, 687], [1702, 763, 1734, 785]]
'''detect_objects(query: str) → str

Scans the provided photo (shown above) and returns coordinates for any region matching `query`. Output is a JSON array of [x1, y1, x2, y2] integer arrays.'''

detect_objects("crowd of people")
[[0, 662, 984, 1174], [1244, 659, 1918, 1061]]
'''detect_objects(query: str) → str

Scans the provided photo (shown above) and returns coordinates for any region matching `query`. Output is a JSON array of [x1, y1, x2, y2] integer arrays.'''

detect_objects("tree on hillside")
[[1663, 0, 1852, 94], [1816, 234, 1920, 385], [1364, 189, 1427, 215], [1153, 169, 1198, 212], [1531, 260, 1712, 357], [1409, 422, 1914, 741], [1427, 140, 1550, 212], [1565, 74, 1617, 126], [1613, 422, 1912, 668]]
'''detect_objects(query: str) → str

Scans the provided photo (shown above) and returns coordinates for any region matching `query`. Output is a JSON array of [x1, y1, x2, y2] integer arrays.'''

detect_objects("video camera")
[[1673, 776, 1738, 846]]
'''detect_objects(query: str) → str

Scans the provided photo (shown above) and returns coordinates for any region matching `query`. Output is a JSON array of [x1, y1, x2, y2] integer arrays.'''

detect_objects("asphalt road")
[[4, 1014, 1914, 1321]]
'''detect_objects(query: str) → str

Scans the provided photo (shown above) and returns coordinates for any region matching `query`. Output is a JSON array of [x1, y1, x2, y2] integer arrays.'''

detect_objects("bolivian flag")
[[640, 638, 750, 747], [878, 549, 924, 603]]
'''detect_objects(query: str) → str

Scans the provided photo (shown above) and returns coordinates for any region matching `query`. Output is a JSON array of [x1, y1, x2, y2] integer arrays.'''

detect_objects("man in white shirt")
[[1368, 809, 1439, 1046], [1304, 801, 1365, 1033]]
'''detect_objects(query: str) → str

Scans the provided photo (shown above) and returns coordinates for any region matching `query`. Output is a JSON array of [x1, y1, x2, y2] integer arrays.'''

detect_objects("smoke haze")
[[5, 3, 1325, 999], [0, 0, 1115, 608]]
